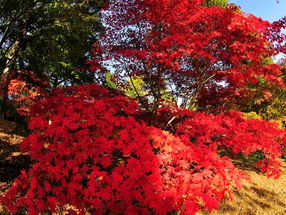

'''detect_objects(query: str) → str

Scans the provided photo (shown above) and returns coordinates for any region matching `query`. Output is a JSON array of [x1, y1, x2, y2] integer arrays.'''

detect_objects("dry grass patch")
[[198, 161, 286, 215]]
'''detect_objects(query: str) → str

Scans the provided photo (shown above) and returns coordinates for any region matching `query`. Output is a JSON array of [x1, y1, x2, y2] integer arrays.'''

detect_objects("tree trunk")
[[0, 41, 19, 119], [0, 69, 10, 119]]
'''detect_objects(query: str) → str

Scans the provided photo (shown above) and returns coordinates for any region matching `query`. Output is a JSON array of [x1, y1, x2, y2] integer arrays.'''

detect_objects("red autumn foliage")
[[267, 16, 286, 54], [94, 0, 284, 112], [8, 79, 40, 116], [1, 84, 285, 215], [2, 1, 286, 215], [6, 71, 49, 117], [176, 111, 286, 178]]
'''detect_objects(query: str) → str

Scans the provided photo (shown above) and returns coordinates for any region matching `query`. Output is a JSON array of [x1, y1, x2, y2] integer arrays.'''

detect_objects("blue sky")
[[229, 0, 286, 22]]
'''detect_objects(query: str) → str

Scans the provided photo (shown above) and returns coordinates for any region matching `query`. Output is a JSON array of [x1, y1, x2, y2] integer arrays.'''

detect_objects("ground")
[[0, 120, 286, 215], [0, 120, 30, 214], [198, 162, 286, 215]]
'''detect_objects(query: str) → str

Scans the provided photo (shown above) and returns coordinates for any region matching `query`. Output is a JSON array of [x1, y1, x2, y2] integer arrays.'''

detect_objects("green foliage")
[[203, 0, 228, 7], [124, 76, 175, 105], [105, 72, 117, 89], [0, 0, 105, 88], [262, 57, 274, 65], [236, 151, 266, 167], [243, 111, 262, 120], [263, 89, 286, 122], [124, 75, 147, 98]]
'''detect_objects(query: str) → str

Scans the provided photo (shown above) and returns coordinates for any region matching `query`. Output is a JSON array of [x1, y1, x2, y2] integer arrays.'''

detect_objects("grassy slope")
[[199, 162, 286, 215], [0, 120, 286, 214]]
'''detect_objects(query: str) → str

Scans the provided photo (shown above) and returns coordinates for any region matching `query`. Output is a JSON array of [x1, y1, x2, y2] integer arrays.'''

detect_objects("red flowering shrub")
[[1, 84, 286, 215]]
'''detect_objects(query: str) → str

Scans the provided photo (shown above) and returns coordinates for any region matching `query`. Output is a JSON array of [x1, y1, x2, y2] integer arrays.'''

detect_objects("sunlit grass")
[[198, 161, 286, 215]]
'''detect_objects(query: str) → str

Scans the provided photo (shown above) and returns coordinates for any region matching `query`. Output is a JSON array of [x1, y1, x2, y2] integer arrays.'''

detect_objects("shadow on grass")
[[233, 160, 261, 173], [0, 139, 31, 191], [199, 165, 286, 214], [249, 185, 286, 208]]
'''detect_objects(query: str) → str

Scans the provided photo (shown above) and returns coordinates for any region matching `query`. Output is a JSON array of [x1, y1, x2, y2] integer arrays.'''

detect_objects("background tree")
[[0, 0, 106, 118], [235, 56, 286, 124]]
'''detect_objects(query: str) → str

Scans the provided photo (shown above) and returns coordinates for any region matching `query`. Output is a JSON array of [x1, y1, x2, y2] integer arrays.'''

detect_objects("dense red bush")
[[156, 104, 286, 178], [1, 84, 286, 215], [176, 111, 286, 178]]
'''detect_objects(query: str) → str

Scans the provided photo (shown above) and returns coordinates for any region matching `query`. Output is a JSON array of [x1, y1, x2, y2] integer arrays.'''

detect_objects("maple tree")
[[214, 57, 286, 123], [92, 0, 284, 120]]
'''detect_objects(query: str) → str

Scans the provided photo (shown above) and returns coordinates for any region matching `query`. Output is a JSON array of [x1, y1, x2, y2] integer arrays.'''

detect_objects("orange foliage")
[[8, 80, 40, 116]]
